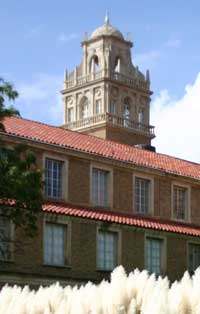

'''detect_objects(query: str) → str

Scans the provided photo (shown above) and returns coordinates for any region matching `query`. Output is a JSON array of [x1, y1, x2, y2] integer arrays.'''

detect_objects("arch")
[[123, 97, 131, 126], [79, 96, 89, 119], [114, 56, 122, 73], [90, 55, 99, 73]]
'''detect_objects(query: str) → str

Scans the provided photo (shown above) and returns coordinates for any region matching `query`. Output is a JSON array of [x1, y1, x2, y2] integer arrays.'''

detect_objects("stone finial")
[[84, 31, 88, 41], [127, 32, 131, 41], [146, 69, 150, 82], [64, 69, 68, 81], [105, 11, 110, 26]]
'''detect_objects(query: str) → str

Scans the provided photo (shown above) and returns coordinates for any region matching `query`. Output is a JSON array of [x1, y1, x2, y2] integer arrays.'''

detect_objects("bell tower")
[[61, 13, 155, 146]]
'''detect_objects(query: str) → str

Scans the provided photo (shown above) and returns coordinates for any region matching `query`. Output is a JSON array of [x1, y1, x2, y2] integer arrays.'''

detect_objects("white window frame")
[[43, 154, 68, 201], [171, 182, 191, 222], [43, 214, 71, 267], [133, 173, 154, 215], [90, 163, 113, 208], [96, 225, 121, 271], [144, 233, 167, 276], [187, 241, 200, 273]]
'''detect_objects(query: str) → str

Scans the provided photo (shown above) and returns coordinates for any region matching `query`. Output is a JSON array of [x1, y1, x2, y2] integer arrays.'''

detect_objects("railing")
[[64, 113, 155, 137], [64, 70, 149, 91]]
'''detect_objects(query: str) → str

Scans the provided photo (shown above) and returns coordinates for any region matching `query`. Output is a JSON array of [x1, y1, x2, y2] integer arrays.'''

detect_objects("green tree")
[[0, 78, 43, 259]]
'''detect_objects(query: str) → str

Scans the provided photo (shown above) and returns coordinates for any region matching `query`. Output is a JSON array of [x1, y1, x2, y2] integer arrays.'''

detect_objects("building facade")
[[1, 15, 200, 287]]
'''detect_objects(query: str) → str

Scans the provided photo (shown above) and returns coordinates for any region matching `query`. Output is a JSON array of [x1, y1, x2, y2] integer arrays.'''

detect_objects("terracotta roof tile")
[[43, 202, 200, 237], [1, 116, 200, 180]]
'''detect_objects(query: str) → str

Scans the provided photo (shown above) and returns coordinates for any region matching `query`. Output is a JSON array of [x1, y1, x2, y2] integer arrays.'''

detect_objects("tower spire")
[[105, 11, 110, 26]]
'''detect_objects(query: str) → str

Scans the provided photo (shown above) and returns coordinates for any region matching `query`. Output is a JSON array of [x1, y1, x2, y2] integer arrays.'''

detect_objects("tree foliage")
[[0, 77, 43, 239]]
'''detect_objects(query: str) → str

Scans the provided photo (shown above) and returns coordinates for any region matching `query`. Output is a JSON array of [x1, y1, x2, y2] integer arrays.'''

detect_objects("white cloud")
[[15, 73, 63, 125], [151, 72, 200, 163], [58, 33, 78, 43]]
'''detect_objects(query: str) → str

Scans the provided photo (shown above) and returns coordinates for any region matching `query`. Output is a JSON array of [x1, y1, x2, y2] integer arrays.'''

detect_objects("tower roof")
[[90, 12, 124, 40]]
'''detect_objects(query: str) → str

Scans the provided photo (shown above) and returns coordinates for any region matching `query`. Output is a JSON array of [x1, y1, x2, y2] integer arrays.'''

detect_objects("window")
[[92, 168, 109, 207], [81, 98, 89, 119], [68, 108, 74, 122], [188, 243, 200, 273], [135, 177, 151, 214], [146, 237, 164, 275], [44, 222, 66, 266], [110, 103, 116, 115], [173, 186, 188, 220], [138, 109, 145, 125], [95, 99, 102, 114], [45, 158, 62, 198], [97, 230, 118, 271], [0, 215, 12, 261], [123, 97, 131, 127]]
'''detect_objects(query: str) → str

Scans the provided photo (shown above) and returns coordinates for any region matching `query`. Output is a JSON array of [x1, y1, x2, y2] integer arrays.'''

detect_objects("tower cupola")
[[61, 13, 155, 146]]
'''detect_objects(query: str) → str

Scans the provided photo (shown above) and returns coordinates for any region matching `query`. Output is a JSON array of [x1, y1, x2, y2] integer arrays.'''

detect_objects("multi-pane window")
[[92, 168, 109, 207], [44, 222, 66, 266], [173, 186, 188, 220], [95, 99, 102, 114], [135, 177, 151, 214], [68, 108, 74, 122], [97, 230, 118, 271], [146, 237, 163, 275], [0, 215, 11, 261], [188, 243, 200, 272], [45, 158, 62, 198]]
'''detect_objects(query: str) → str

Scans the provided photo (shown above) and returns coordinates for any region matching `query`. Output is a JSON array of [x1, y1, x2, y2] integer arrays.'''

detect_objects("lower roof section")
[[43, 203, 200, 237]]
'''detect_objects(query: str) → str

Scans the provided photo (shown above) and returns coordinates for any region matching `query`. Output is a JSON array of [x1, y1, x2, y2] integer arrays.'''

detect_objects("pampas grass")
[[0, 266, 199, 314]]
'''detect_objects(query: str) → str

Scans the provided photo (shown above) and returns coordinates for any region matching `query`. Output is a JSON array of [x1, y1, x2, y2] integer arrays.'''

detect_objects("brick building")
[[1, 14, 200, 287]]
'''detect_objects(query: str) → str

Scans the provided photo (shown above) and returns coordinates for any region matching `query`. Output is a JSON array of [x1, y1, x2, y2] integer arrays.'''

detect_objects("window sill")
[[172, 217, 190, 224], [96, 268, 112, 273], [42, 263, 71, 269]]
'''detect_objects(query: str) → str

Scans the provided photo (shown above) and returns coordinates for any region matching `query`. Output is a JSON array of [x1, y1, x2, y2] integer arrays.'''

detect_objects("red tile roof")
[[1, 116, 200, 180], [43, 202, 200, 237]]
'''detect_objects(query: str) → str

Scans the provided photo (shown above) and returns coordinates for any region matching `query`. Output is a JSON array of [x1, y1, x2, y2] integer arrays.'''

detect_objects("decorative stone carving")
[[95, 87, 101, 97], [66, 96, 74, 106]]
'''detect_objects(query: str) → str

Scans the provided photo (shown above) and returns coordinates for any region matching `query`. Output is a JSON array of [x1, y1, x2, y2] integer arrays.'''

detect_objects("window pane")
[[45, 159, 62, 198], [146, 238, 163, 275], [135, 177, 150, 214], [92, 168, 109, 206], [0, 216, 11, 260], [189, 244, 200, 272], [173, 186, 187, 220], [98, 231, 117, 271], [44, 223, 65, 265], [96, 100, 102, 114], [68, 108, 74, 122]]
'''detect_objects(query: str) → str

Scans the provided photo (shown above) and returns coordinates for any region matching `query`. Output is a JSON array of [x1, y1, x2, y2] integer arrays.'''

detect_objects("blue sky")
[[1, 0, 200, 162]]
